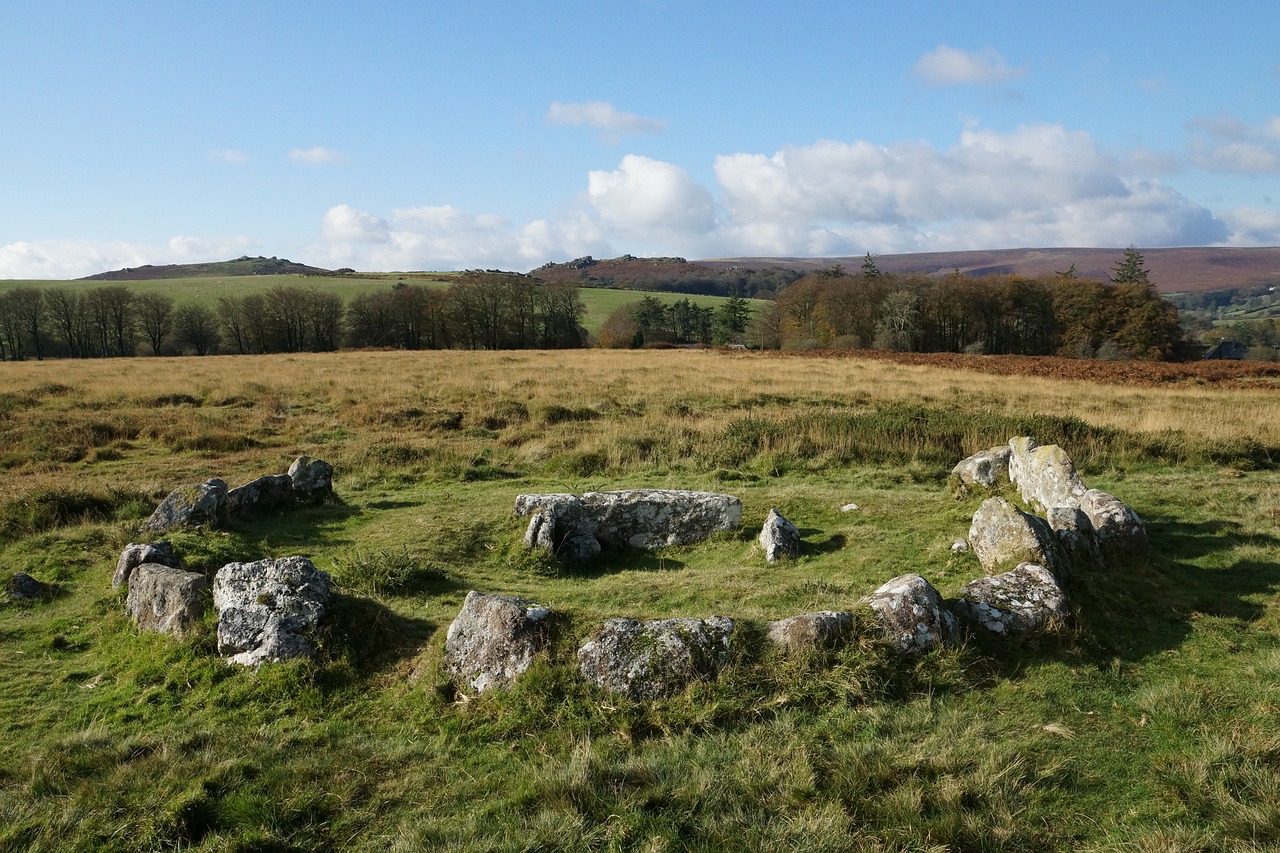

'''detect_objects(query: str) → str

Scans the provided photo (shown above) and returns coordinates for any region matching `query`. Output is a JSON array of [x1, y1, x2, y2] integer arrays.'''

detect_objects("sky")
[[2, 0, 1279, 278]]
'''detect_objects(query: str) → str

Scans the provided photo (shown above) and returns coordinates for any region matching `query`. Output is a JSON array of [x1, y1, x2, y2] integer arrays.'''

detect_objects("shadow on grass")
[[562, 550, 688, 579], [802, 530, 847, 555], [322, 593, 438, 675], [227, 500, 362, 552]]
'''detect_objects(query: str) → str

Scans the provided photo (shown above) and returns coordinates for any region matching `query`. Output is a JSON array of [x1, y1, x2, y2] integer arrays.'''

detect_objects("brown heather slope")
[[698, 247, 1280, 293]]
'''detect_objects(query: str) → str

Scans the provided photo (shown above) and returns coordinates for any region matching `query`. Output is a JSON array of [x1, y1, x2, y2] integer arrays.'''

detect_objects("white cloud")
[[912, 45, 1026, 86], [1188, 113, 1280, 174], [546, 100, 667, 142], [0, 236, 258, 279], [1219, 206, 1280, 245], [289, 146, 344, 164], [322, 204, 390, 243], [209, 149, 249, 164], [586, 155, 715, 243]]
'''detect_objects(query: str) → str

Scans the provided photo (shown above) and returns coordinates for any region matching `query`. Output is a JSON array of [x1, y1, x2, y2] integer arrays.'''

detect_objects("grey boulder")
[[1046, 506, 1104, 572], [126, 564, 207, 638], [288, 456, 334, 502], [860, 573, 959, 654], [212, 556, 332, 666], [140, 478, 229, 535], [1080, 489, 1150, 565], [766, 611, 854, 654], [227, 474, 296, 517], [514, 493, 601, 563], [954, 563, 1068, 635], [581, 489, 742, 550], [968, 497, 1062, 577], [1007, 437, 1088, 514], [113, 541, 182, 590], [759, 508, 801, 563], [443, 591, 553, 693], [950, 446, 1012, 494], [578, 616, 735, 700], [7, 572, 50, 602]]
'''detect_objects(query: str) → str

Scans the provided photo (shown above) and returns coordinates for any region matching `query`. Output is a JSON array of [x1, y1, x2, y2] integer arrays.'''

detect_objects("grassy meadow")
[[1, 349, 1279, 851]]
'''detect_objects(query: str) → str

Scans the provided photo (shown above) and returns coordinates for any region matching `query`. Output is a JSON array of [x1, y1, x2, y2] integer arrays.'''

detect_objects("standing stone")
[[954, 563, 1068, 636], [443, 591, 554, 693], [860, 574, 959, 653], [126, 564, 207, 638], [227, 474, 296, 517], [1046, 506, 1103, 572], [949, 446, 1013, 495], [1006, 437, 1088, 514], [968, 497, 1063, 577], [1080, 489, 1150, 565], [581, 489, 742, 550], [578, 616, 735, 700], [113, 541, 183, 590], [766, 611, 854, 654], [7, 572, 50, 602], [140, 479, 229, 535], [213, 556, 332, 666], [288, 456, 334, 503], [759, 508, 801, 562]]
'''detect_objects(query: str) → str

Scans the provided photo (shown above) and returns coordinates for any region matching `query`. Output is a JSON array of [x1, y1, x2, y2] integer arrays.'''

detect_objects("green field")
[[1, 350, 1278, 850], [0, 275, 766, 337]]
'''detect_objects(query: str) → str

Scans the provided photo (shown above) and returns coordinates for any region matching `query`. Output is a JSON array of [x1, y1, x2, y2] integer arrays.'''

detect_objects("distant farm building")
[[1203, 340, 1248, 360]]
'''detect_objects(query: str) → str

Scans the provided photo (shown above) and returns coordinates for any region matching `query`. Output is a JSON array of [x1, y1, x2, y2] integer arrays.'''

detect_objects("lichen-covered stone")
[[759, 508, 801, 563], [140, 479, 229, 535], [766, 611, 854, 654], [288, 456, 334, 503], [1047, 506, 1103, 572], [1080, 489, 1150, 565], [954, 563, 1068, 635], [514, 493, 601, 563], [581, 489, 742, 550], [113, 541, 183, 590], [212, 556, 331, 666], [6, 572, 50, 602], [1007, 437, 1088, 514], [578, 616, 735, 700], [968, 497, 1062, 576], [126, 563, 207, 638], [950, 446, 1012, 495], [227, 474, 296, 517], [443, 591, 553, 693], [860, 574, 959, 653]]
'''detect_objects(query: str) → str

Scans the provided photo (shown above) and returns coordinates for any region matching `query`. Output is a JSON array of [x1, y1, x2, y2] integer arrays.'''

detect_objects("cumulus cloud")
[[0, 235, 258, 279], [289, 146, 344, 164], [547, 100, 667, 142], [1219, 206, 1280, 245], [912, 45, 1026, 86], [586, 155, 715, 244], [322, 204, 390, 243], [209, 149, 249, 164], [1188, 113, 1280, 173]]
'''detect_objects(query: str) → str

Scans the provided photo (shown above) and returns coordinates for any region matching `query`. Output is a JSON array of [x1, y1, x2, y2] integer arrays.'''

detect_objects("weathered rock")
[[860, 574, 959, 653], [578, 616, 735, 700], [514, 493, 601, 563], [443, 591, 553, 693], [951, 538, 971, 553], [7, 572, 50, 601], [759, 508, 801, 562], [113, 541, 183, 590], [968, 497, 1063, 576], [581, 489, 742, 550], [1080, 489, 1150, 565], [954, 563, 1068, 635], [212, 556, 332, 666], [766, 611, 854, 654], [227, 474, 295, 517], [950, 446, 1012, 495], [1047, 506, 1104, 572], [288, 456, 334, 502], [126, 564, 207, 637], [140, 478, 229, 535], [1006, 437, 1088, 514]]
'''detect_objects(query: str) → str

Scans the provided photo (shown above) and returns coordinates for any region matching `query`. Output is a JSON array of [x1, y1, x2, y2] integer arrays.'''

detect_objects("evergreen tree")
[[860, 252, 882, 278], [1111, 246, 1150, 284]]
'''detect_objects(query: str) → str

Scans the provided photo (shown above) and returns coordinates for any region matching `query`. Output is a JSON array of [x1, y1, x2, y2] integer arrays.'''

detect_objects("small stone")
[[951, 538, 970, 553], [766, 611, 854, 654], [288, 456, 334, 503], [443, 591, 554, 693], [839, 503, 860, 512], [7, 572, 51, 602], [759, 508, 801, 562]]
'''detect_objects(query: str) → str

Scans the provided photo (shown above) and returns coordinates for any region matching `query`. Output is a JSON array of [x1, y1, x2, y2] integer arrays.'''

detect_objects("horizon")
[[3, 1, 1278, 278]]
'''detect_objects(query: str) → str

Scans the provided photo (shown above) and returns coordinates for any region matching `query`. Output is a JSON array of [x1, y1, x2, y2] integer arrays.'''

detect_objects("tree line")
[[0, 273, 587, 360], [754, 249, 1184, 360]]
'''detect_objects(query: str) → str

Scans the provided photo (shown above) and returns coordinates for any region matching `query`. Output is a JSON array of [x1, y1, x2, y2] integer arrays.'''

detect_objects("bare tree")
[[135, 292, 175, 355]]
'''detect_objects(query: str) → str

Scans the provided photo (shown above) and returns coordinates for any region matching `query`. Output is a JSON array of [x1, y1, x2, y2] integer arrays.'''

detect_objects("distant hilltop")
[[80, 256, 340, 281]]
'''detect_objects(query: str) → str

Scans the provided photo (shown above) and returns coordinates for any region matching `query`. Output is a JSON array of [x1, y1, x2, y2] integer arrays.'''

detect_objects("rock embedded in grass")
[[140, 478, 229, 535], [1046, 506, 1104, 572], [212, 556, 331, 666], [968, 497, 1063, 577], [954, 563, 1068, 635], [288, 455, 334, 503], [443, 591, 554, 694], [227, 474, 296, 517], [125, 564, 207, 638], [578, 616, 735, 700], [7, 571, 50, 602], [514, 493, 601, 563], [860, 573, 959, 653], [759, 507, 801, 562], [1007, 437, 1088, 514], [112, 541, 182, 590], [1080, 489, 1150, 565], [766, 611, 854, 654], [950, 445, 1012, 495]]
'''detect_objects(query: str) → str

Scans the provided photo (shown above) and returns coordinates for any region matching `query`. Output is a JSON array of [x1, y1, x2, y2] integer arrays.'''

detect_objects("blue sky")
[[2, 0, 1278, 277]]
